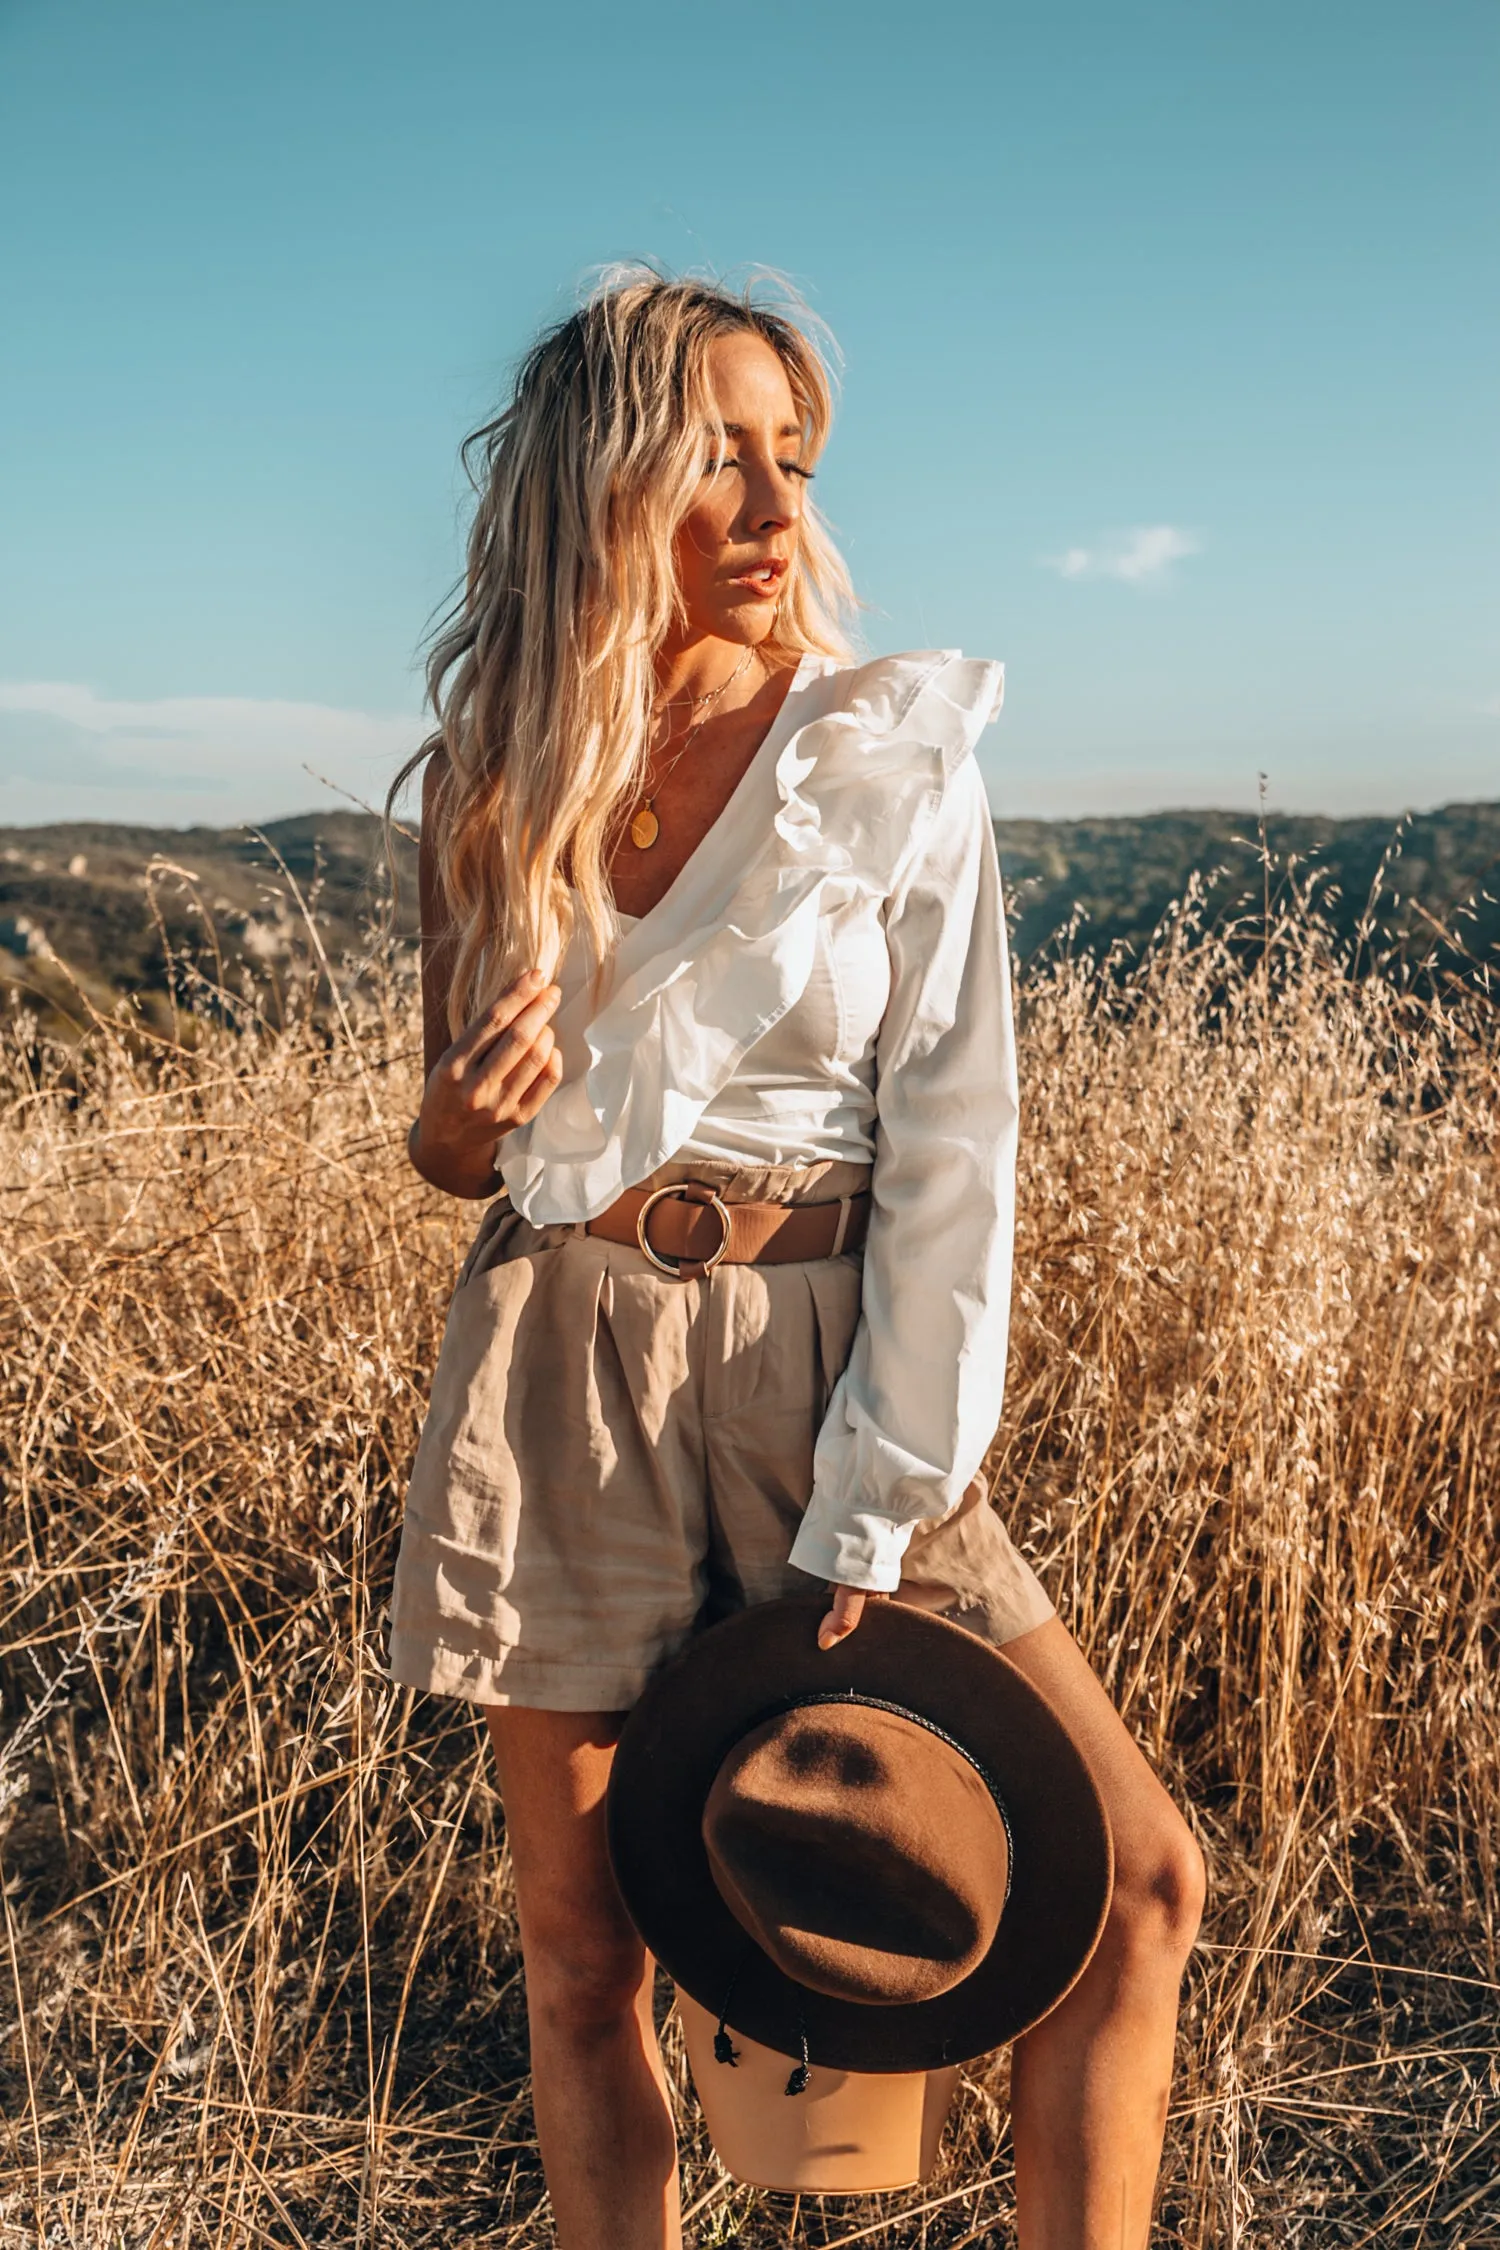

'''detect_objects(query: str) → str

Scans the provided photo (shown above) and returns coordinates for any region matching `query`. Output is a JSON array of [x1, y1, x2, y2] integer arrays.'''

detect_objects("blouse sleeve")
[[787, 753, 1020, 1591]]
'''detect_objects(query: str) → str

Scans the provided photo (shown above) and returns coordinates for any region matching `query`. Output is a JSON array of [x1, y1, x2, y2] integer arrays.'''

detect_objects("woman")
[[390, 271, 1204, 2250]]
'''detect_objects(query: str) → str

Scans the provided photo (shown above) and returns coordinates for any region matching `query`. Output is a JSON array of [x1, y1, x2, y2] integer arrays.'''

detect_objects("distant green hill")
[[2, 801, 1496, 1036], [993, 803, 1500, 974]]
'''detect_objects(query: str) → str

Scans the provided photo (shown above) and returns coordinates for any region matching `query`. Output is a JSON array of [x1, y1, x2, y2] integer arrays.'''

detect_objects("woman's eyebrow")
[[711, 421, 806, 442]]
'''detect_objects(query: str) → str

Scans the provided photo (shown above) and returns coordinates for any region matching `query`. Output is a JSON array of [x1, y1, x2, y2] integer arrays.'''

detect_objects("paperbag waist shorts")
[[388, 1157, 1055, 1712]]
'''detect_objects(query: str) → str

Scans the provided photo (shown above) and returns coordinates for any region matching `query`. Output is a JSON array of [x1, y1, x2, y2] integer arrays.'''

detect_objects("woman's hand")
[[408, 968, 564, 1198], [818, 1586, 890, 1650]]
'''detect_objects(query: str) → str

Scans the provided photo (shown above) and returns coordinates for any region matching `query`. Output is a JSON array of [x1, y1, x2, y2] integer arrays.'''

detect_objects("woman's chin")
[[703, 603, 781, 649]]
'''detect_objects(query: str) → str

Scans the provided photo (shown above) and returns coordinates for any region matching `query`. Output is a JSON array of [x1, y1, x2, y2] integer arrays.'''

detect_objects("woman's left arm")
[[793, 754, 1020, 1637]]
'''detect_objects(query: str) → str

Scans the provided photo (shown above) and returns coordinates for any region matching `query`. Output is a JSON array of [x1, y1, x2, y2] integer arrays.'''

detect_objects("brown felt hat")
[[607, 1597, 1113, 2075]]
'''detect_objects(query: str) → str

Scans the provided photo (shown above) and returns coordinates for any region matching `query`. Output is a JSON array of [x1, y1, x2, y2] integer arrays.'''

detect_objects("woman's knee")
[[519, 1894, 648, 2037], [1109, 1803, 1206, 1966]]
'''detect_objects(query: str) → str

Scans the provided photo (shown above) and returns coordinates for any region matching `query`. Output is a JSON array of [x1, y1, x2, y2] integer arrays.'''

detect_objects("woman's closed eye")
[[704, 456, 815, 481]]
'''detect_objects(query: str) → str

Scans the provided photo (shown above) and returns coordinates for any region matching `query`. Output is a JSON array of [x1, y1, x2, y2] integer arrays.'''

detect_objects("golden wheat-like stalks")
[[1, 880, 1497, 2246]]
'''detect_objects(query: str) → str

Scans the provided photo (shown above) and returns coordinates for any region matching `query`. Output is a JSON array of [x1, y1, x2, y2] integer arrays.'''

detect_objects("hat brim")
[[607, 1597, 1113, 2073]]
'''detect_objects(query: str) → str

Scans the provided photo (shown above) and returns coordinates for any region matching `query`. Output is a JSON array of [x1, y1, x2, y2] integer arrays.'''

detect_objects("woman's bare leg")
[[484, 1706, 680, 2250], [1001, 1621, 1205, 2250]]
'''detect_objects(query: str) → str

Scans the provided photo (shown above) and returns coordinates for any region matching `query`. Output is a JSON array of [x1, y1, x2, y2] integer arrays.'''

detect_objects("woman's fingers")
[[461, 990, 560, 1109], [447, 969, 550, 1066], [413, 969, 564, 1187], [818, 1585, 868, 1650], [468, 1013, 557, 1109], [510, 1046, 564, 1125], [499, 1034, 561, 1117]]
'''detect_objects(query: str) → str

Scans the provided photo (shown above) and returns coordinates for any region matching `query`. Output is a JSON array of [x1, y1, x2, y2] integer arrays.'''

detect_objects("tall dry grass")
[[1, 871, 1497, 2247]]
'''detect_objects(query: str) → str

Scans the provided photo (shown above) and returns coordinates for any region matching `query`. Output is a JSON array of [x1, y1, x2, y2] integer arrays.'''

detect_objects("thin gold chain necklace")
[[629, 647, 758, 851]]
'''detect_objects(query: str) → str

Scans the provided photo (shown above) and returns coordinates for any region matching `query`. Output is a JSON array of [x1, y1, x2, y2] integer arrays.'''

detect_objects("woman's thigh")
[[484, 1706, 646, 1997], [997, 1619, 1205, 1932]]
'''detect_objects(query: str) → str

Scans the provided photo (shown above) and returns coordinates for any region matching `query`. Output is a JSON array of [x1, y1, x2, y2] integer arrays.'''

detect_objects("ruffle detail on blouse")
[[499, 649, 1005, 1225]]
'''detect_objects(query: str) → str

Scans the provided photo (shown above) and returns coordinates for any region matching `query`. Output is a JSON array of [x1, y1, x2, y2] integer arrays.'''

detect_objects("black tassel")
[[713, 1948, 747, 2067], [783, 2009, 811, 2097]]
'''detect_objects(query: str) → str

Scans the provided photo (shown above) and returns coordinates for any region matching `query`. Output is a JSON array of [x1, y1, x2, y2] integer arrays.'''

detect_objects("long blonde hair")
[[392, 267, 856, 1034]]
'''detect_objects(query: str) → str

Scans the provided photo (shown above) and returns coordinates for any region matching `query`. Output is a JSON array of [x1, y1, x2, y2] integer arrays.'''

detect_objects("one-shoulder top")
[[499, 649, 1019, 1594]]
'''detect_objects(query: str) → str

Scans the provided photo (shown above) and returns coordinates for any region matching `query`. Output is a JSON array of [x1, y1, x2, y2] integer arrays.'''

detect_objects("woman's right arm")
[[407, 753, 564, 1199]]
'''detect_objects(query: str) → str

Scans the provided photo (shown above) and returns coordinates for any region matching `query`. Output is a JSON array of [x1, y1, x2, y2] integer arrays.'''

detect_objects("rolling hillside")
[[2, 800, 1496, 1033]]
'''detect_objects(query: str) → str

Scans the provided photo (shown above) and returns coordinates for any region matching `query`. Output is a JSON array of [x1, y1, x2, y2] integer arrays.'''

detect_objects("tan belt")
[[585, 1180, 871, 1280]]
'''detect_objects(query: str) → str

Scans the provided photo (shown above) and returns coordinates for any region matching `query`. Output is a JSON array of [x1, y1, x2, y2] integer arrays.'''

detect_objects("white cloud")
[[0, 682, 425, 825], [1045, 525, 1200, 587]]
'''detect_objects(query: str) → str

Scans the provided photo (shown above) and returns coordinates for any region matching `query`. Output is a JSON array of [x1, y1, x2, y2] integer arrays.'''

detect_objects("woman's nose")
[[738, 460, 798, 535]]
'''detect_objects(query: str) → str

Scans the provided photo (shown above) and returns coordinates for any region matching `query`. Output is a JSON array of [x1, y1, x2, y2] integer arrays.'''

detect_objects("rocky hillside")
[[0, 811, 418, 1035]]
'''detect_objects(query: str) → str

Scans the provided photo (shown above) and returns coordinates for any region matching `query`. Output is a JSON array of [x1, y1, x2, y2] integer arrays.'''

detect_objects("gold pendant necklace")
[[630, 647, 757, 851]]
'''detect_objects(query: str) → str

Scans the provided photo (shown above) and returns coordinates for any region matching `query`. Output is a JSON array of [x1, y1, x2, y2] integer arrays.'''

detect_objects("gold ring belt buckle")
[[634, 1182, 733, 1278]]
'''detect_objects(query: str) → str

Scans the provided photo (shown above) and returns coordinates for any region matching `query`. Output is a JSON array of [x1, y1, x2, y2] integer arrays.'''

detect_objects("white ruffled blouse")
[[500, 649, 1019, 1594]]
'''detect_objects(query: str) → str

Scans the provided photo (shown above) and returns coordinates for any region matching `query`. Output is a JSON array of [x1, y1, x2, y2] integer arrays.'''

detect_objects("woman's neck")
[[653, 635, 755, 711]]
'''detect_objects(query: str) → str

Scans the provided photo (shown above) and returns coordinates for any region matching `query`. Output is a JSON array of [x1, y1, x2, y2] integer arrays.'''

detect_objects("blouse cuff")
[[786, 1504, 913, 1593]]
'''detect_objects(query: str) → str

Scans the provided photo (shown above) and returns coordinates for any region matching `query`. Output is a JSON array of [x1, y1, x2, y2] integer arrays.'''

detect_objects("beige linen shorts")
[[388, 1158, 1054, 1711]]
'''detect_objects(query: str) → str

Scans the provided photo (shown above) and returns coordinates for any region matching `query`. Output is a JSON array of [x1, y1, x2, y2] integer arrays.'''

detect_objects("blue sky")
[[1, 0, 1495, 827]]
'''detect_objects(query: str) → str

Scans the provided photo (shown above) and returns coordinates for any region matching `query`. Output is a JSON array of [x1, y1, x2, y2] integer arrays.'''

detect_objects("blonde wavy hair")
[[391, 267, 856, 1035]]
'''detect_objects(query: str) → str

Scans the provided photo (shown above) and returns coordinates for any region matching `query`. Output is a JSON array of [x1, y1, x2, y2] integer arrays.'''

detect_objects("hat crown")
[[702, 1702, 1011, 2007]]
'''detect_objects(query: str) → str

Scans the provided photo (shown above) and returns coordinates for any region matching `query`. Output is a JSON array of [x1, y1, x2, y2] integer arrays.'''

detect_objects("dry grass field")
[[2, 864, 1497, 2247]]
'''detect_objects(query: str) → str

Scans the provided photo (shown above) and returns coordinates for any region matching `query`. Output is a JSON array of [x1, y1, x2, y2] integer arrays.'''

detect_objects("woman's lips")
[[726, 560, 787, 600]]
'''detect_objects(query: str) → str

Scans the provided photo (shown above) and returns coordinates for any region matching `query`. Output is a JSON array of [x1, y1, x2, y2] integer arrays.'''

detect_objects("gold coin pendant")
[[629, 804, 660, 850]]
